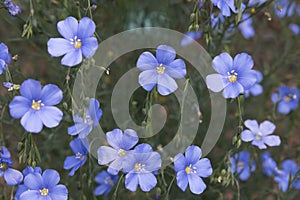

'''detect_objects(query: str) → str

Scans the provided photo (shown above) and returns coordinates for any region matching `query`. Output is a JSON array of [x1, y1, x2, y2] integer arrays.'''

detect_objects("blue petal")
[[212, 52, 233, 75], [125, 172, 139, 192], [241, 130, 254, 142], [233, 53, 254, 72], [68, 123, 88, 136], [121, 129, 139, 150], [19, 190, 41, 200], [264, 135, 281, 147], [107, 158, 123, 175], [97, 146, 118, 165], [138, 70, 157, 91], [40, 84, 63, 106], [0, 146, 11, 158], [61, 49, 82, 67], [206, 74, 227, 92], [15, 184, 28, 200], [194, 158, 212, 177], [24, 173, 43, 190], [20, 79, 42, 100], [252, 139, 267, 149], [137, 52, 158, 71], [94, 184, 110, 196], [79, 125, 93, 138], [87, 98, 102, 126], [49, 185, 68, 200], [249, 84, 263, 96], [239, 167, 251, 180], [225, 0, 237, 13], [188, 174, 206, 194], [106, 129, 124, 149], [77, 17, 96, 39], [277, 102, 291, 114], [133, 143, 153, 153], [4, 168, 23, 186], [63, 156, 81, 170], [39, 106, 63, 128], [81, 37, 98, 58], [57, 16, 78, 39], [281, 160, 297, 174], [218, 1, 231, 17], [47, 38, 73, 57], [244, 119, 259, 133], [259, 120, 276, 135], [157, 73, 178, 96], [156, 45, 176, 65], [70, 137, 86, 154], [185, 145, 202, 165], [176, 170, 188, 191], [237, 70, 257, 90], [9, 96, 31, 119], [174, 153, 186, 172], [271, 93, 279, 103], [222, 82, 244, 98], [165, 59, 186, 79], [42, 169, 60, 188], [138, 173, 157, 192], [144, 152, 161, 172], [0, 60, 7, 74], [21, 110, 43, 133]]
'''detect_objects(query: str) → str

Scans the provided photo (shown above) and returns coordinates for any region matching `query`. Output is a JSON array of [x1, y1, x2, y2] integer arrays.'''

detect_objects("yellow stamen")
[[255, 135, 261, 140], [237, 162, 244, 168], [228, 75, 237, 83], [185, 166, 191, 174], [74, 40, 82, 49], [134, 163, 141, 171], [32, 100, 41, 110], [118, 149, 126, 157], [40, 188, 49, 196], [156, 64, 165, 74], [0, 163, 8, 170]]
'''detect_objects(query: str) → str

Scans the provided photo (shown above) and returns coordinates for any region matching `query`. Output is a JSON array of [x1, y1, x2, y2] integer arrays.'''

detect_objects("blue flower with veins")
[[94, 170, 118, 196], [47, 16, 98, 67], [271, 86, 300, 114], [0, 43, 11, 74], [230, 151, 256, 181], [211, 0, 237, 17], [97, 129, 139, 175]]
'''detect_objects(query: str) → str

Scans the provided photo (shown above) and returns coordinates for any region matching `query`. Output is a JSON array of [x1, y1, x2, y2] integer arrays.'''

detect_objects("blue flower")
[[122, 143, 161, 192], [271, 86, 300, 114], [174, 145, 212, 194], [238, 14, 255, 40], [274, 0, 295, 18], [64, 137, 88, 176], [0, 146, 23, 186], [260, 151, 278, 177], [230, 151, 256, 181], [15, 166, 42, 200], [241, 120, 281, 149], [47, 16, 98, 67], [244, 70, 263, 98], [211, 0, 237, 17], [136, 45, 186, 96], [19, 169, 68, 200], [211, 13, 225, 29], [94, 170, 118, 196], [4, 0, 21, 16], [0, 42, 11, 74], [274, 160, 300, 192], [206, 52, 257, 98], [289, 23, 300, 35], [248, 0, 267, 6], [180, 31, 201, 46], [9, 79, 63, 133], [97, 129, 139, 175], [68, 98, 102, 138]]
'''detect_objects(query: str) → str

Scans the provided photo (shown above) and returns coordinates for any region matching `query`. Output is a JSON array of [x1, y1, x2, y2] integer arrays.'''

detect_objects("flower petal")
[[137, 52, 158, 71], [9, 96, 31, 119], [19, 190, 41, 200], [239, 167, 251, 180], [107, 158, 123, 175], [39, 106, 63, 128], [138, 70, 157, 91], [264, 135, 281, 147], [121, 129, 139, 150], [176, 170, 188, 191], [40, 84, 63, 106], [157, 73, 178, 96], [81, 37, 98, 58], [277, 102, 291, 114], [125, 172, 139, 192], [165, 59, 186, 79], [194, 158, 212, 178], [57, 16, 78, 39], [106, 129, 124, 149], [94, 184, 110, 196], [206, 74, 227, 92], [233, 53, 254, 72], [222, 82, 244, 98], [249, 84, 263, 96], [174, 153, 186, 172], [68, 123, 89, 136], [21, 110, 43, 133], [259, 120, 276, 135], [97, 146, 118, 165], [237, 70, 257, 90], [47, 38, 73, 57], [241, 130, 255, 142], [61, 49, 82, 67], [244, 119, 259, 132], [185, 145, 202, 164], [212, 52, 233, 75], [156, 45, 176, 64], [63, 156, 81, 170], [24, 173, 43, 190], [20, 79, 42, 100], [42, 169, 60, 188], [138, 173, 157, 192], [4, 168, 23, 186], [188, 174, 206, 194], [49, 185, 68, 200], [77, 17, 96, 39]]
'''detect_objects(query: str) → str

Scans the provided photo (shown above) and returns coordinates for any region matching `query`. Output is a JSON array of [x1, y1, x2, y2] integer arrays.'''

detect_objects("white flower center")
[[32, 100, 44, 110], [40, 188, 49, 196], [185, 164, 197, 174], [227, 70, 238, 83], [134, 163, 146, 172], [156, 64, 165, 74], [70, 36, 82, 49]]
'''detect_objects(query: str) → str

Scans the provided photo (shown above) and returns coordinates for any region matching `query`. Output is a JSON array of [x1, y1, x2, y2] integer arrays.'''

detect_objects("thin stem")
[[87, 0, 93, 20], [112, 174, 124, 200], [0, 105, 6, 146], [166, 176, 175, 200]]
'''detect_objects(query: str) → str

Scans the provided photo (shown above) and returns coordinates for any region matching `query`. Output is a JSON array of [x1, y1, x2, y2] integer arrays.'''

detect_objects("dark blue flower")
[[19, 169, 68, 200], [64, 137, 88, 176], [241, 120, 281, 149], [274, 160, 300, 192], [289, 23, 300, 35], [271, 86, 300, 114], [4, 0, 21, 16], [260, 151, 278, 177], [230, 151, 256, 181], [136, 45, 186, 96], [206, 52, 257, 98], [68, 98, 102, 138], [9, 79, 63, 133], [180, 31, 201, 46], [98, 129, 139, 175], [47, 16, 98, 67], [211, 0, 237, 17], [174, 145, 212, 194], [238, 14, 255, 40], [94, 170, 118, 196], [274, 0, 295, 18], [122, 143, 161, 192], [244, 70, 263, 98], [0, 42, 11, 74], [0, 146, 23, 186]]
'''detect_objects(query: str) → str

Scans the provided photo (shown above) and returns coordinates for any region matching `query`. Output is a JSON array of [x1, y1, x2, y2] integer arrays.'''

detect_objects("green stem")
[[0, 105, 6, 146], [87, 0, 93, 20], [112, 174, 124, 200]]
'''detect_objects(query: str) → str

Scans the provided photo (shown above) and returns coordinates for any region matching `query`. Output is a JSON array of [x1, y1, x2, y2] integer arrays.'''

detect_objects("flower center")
[[104, 177, 114, 185], [85, 115, 94, 125], [156, 64, 165, 74], [118, 149, 126, 157], [227, 70, 238, 83], [75, 152, 85, 160], [185, 164, 197, 174], [284, 94, 297, 102], [134, 163, 145, 172], [40, 188, 49, 196], [0, 162, 8, 171], [237, 162, 244, 168], [70, 36, 82, 49], [31, 100, 43, 110], [255, 135, 261, 140]]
